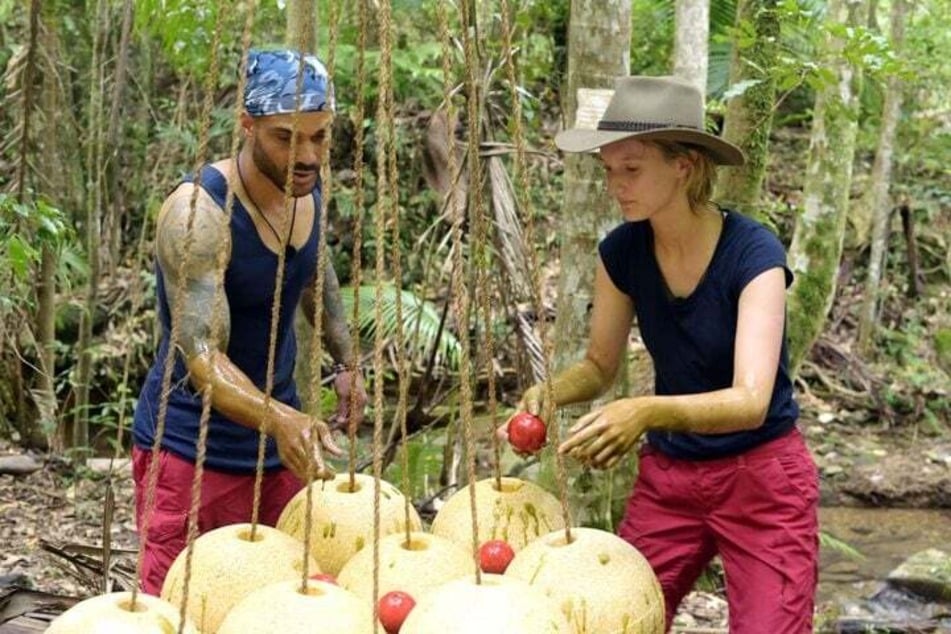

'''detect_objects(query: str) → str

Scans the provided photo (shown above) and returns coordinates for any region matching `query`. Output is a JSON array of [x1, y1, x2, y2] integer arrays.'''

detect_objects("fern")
[[820, 530, 866, 560], [340, 285, 461, 370]]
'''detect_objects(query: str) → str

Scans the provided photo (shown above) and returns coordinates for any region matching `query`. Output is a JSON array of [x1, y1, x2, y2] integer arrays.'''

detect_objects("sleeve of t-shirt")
[[734, 223, 794, 297], [598, 223, 635, 296]]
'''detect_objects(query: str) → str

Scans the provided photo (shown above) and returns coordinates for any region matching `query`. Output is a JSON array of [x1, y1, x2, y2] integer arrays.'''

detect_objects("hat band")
[[597, 120, 700, 132]]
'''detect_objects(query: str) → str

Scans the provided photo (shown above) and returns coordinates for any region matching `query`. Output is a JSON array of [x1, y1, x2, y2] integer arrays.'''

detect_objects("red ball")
[[308, 572, 338, 585], [507, 412, 547, 454], [479, 539, 516, 574], [379, 590, 416, 634]]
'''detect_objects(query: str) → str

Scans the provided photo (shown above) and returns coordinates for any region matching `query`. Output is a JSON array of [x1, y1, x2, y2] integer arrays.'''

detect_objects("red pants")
[[132, 447, 302, 595], [618, 429, 819, 633]]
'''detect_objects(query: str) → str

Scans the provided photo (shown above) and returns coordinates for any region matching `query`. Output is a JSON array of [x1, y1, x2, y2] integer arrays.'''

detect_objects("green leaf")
[[341, 285, 461, 369], [6, 235, 38, 279]]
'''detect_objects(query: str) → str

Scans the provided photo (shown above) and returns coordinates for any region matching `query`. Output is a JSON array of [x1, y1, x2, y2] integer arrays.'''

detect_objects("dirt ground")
[[1, 417, 948, 631]]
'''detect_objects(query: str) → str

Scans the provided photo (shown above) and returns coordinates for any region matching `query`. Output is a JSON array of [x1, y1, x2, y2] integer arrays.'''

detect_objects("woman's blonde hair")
[[652, 140, 718, 212]]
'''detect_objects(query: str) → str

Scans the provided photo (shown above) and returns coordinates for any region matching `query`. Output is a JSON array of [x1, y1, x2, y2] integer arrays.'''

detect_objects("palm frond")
[[340, 284, 461, 370]]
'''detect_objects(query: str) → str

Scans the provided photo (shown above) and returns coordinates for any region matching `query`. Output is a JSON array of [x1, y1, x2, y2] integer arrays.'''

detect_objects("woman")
[[506, 76, 819, 633]]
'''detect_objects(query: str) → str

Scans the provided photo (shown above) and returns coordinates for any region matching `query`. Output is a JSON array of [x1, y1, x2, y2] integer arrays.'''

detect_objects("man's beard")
[[251, 141, 316, 198]]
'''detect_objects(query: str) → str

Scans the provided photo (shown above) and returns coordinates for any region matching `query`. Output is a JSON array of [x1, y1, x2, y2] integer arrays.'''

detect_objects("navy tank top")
[[133, 165, 320, 472]]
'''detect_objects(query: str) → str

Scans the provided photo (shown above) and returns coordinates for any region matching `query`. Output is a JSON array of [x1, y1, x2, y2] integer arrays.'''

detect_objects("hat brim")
[[554, 127, 745, 166]]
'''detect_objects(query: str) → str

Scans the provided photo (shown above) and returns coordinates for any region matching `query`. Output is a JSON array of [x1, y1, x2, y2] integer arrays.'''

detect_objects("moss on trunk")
[[715, 0, 780, 224], [787, 0, 868, 373]]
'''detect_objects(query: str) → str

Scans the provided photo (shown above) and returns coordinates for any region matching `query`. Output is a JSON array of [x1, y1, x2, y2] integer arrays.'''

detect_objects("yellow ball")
[[401, 573, 571, 633], [160, 523, 317, 633], [47, 591, 197, 633], [430, 477, 565, 552], [276, 473, 421, 576], [217, 579, 374, 633], [505, 527, 665, 633], [338, 530, 474, 602]]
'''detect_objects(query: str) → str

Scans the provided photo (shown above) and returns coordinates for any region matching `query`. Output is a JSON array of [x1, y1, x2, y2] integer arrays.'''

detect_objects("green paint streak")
[[528, 552, 547, 584]]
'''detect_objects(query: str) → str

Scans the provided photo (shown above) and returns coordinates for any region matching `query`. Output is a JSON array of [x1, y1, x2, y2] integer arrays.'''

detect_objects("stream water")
[[818, 506, 951, 605]]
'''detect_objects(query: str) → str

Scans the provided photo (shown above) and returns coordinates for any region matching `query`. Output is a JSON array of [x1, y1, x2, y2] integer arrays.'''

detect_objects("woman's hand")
[[558, 398, 650, 470], [496, 384, 546, 444]]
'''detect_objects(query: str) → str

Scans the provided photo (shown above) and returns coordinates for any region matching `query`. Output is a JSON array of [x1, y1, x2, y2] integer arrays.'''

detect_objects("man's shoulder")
[[159, 180, 227, 227]]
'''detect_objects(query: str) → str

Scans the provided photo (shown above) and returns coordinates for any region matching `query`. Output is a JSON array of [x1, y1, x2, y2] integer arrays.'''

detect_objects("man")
[[132, 49, 367, 595]]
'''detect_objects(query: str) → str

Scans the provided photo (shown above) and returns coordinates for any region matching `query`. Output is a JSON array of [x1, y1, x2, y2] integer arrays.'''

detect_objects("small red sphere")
[[379, 590, 416, 634], [479, 539, 516, 574], [507, 412, 547, 454], [308, 572, 338, 585]]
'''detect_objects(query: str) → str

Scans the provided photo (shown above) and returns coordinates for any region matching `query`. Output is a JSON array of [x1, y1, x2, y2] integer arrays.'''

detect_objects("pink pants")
[[618, 429, 819, 633], [132, 447, 302, 595]]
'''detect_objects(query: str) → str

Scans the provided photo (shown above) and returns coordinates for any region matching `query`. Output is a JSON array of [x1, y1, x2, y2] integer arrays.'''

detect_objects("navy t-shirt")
[[598, 210, 799, 460], [133, 165, 320, 472]]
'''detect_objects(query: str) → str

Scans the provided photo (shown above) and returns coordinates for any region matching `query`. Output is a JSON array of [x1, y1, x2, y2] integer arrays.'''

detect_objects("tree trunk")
[[285, 0, 317, 52], [15, 0, 45, 447], [787, 0, 868, 374], [899, 205, 922, 298], [714, 0, 779, 222], [856, 0, 908, 355], [553, 0, 632, 372], [103, 0, 134, 278], [673, 0, 709, 93], [71, 0, 108, 451]]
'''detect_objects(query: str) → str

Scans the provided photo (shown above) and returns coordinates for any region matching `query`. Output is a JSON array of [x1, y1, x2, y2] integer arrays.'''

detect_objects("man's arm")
[[157, 185, 340, 478], [300, 257, 368, 429], [300, 262, 356, 365]]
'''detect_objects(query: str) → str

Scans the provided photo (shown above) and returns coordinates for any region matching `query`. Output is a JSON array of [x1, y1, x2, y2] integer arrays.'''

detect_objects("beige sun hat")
[[555, 75, 745, 166]]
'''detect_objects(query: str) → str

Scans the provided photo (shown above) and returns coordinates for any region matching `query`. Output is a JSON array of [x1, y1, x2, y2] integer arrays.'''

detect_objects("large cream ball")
[[401, 573, 571, 633], [505, 527, 665, 633], [430, 477, 565, 552], [160, 523, 317, 633], [276, 472, 421, 576], [47, 591, 197, 633], [338, 530, 474, 601], [217, 579, 374, 633]]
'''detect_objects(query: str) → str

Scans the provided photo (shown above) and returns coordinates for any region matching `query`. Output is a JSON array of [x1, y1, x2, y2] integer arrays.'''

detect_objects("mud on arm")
[[156, 186, 340, 478]]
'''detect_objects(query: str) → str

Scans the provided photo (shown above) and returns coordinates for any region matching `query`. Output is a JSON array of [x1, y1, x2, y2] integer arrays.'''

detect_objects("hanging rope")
[[346, 0, 369, 490], [132, 0, 232, 613], [499, 0, 573, 541], [456, 0, 483, 585], [299, 0, 340, 591], [247, 4, 314, 541], [467, 35, 502, 495], [381, 22, 414, 550], [174, 4, 257, 632], [372, 0, 396, 624]]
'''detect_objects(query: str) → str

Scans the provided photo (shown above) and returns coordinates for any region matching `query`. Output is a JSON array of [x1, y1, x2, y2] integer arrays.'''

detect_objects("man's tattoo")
[[157, 189, 232, 358], [321, 264, 355, 365]]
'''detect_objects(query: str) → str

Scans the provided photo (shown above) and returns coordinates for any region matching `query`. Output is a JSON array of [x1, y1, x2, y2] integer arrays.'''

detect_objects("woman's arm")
[[560, 266, 788, 468], [518, 259, 635, 415]]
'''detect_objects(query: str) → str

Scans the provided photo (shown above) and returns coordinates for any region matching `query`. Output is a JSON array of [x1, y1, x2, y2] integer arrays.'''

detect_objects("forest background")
[[0, 0, 949, 623]]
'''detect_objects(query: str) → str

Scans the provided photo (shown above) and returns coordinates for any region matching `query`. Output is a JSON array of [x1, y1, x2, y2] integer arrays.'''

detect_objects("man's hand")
[[558, 397, 649, 470], [271, 413, 343, 480], [329, 369, 368, 433]]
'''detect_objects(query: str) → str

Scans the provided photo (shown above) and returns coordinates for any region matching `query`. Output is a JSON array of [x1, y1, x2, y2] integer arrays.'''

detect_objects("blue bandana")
[[244, 49, 335, 117]]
